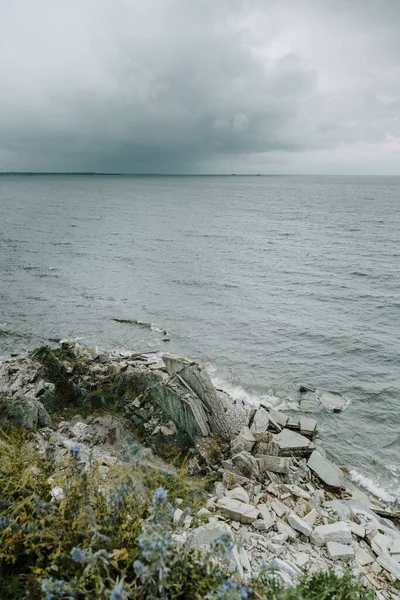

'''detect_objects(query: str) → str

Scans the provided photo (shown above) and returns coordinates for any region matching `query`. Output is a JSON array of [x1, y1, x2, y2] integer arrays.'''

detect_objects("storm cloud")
[[1, 0, 400, 173]]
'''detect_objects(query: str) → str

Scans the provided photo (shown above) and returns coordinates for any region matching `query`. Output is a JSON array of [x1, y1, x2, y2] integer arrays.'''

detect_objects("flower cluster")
[[212, 576, 254, 599], [152, 486, 168, 506], [70, 546, 88, 565], [40, 577, 76, 600], [212, 532, 234, 558], [0, 516, 10, 530], [69, 444, 81, 461], [107, 482, 129, 511], [109, 580, 127, 600]]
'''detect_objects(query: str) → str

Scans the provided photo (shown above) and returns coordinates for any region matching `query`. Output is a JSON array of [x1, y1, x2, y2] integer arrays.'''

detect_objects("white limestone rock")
[[225, 486, 250, 505], [274, 429, 314, 457], [216, 497, 260, 524], [326, 541, 355, 560], [307, 450, 344, 490], [231, 427, 256, 453], [311, 522, 352, 547], [288, 513, 313, 537]]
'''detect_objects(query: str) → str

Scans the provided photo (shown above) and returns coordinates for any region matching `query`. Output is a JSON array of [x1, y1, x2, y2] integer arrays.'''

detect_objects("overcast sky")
[[1, 0, 399, 174]]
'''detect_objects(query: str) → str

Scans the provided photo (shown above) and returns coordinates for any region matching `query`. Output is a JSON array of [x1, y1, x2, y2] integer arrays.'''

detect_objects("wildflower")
[[152, 487, 168, 505], [70, 546, 88, 565], [69, 444, 81, 461], [110, 580, 126, 600], [0, 516, 10, 530], [107, 483, 129, 511]]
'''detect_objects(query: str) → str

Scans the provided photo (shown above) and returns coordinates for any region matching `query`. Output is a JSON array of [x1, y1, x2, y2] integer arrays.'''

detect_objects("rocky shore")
[[0, 342, 399, 598]]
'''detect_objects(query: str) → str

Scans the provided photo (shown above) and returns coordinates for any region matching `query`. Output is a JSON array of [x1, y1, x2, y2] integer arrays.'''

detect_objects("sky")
[[0, 0, 400, 174]]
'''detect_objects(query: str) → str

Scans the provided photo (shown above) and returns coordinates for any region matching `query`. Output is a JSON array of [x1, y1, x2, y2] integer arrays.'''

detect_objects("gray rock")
[[216, 497, 259, 524], [295, 552, 310, 568], [299, 384, 316, 393], [311, 522, 352, 546], [274, 429, 314, 457], [0, 394, 51, 430], [225, 486, 250, 505], [371, 533, 392, 556], [257, 503, 275, 530], [299, 395, 319, 413], [299, 416, 317, 437], [355, 547, 374, 566], [390, 538, 400, 556], [303, 508, 319, 528], [231, 451, 260, 479], [288, 513, 313, 537], [319, 391, 347, 412], [256, 455, 291, 474], [189, 521, 245, 577], [269, 409, 289, 428], [231, 427, 256, 453], [270, 498, 290, 518], [348, 522, 365, 538], [250, 407, 270, 434], [326, 541, 355, 560], [307, 451, 344, 490], [377, 554, 400, 580]]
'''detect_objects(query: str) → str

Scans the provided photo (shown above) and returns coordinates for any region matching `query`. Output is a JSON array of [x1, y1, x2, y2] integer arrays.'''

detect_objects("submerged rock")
[[319, 391, 347, 412]]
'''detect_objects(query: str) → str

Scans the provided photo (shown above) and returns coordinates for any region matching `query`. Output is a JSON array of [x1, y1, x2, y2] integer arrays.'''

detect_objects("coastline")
[[1, 340, 400, 596]]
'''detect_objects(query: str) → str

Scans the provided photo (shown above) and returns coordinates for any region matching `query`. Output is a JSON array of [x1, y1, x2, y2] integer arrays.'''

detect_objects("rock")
[[225, 486, 250, 505], [299, 416, 317, 437], [269, 409, 289, 428], [288, 513, 313, 537], [274, 429, 314, 457], [307, 451, 344, 490], [295, 553, 310, 568], [216, 497, 259, 524], [253, 433, 280, 456], [349, 522, 365, 538], [319, 391, 347, 412], [371, 533, 392, 556], [257, 503, 275, 530], [231, 451, 260, 479], [276, 520, 298, 541], [270, 498, 290, 518], [326, 541, 355, 560], [303, 508, 319, 528], [0, 394, 51, 430], [286, 417, 300, 431], [299, 384, 316, 393], [173, 508, 184, 526], [162, 356, 191, 375], [250, 407, 270, 434], [231, 427, 256, 453], [267, 542, 285, 555], [189, 521, 244, 576], [390, 539, 400, 557], [256, 455, 291, 474], [310, 522, 352, 546], [197, 507, 211, 518], [355, 547, 374, 566], [50, 486, 65, 501], [377, 554, 400, 581], [299, 395, 319, 413]]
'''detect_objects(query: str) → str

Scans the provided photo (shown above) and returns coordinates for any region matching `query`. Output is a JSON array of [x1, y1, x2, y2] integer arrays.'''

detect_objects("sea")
[[1, 174, 399, 503]]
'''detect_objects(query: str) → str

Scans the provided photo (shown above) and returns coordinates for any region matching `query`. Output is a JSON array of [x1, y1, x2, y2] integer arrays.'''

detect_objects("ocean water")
[[1, 174, 399, 502]]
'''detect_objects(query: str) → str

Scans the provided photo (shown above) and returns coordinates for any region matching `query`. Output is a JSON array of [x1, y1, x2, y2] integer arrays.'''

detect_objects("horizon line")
[[1, 172, 399, 177]]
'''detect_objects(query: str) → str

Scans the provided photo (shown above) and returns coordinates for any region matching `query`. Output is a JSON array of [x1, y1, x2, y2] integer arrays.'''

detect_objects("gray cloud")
[[0, 0, 399, 173]]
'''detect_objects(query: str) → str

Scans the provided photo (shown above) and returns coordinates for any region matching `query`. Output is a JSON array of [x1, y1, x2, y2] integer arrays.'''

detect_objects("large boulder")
[[0, 394, 51, 430], [307, 451, 344, 490]]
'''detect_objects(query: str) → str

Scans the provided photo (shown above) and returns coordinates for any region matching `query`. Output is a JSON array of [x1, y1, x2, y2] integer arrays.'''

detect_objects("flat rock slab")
[[288, 513, 312, 536], [311, 522, 352, 546], [299, 394, 319, 413], [319, 391, 347, 412], [256, 455, 291, 474], [231, 426, 256, 453], [307, 450, 344, 490], [326, 541, 355, 560], [299, 384, 316, 393], [269, 409, 289, 428], [216, 497, 259, 524], [299, 416, 317, 437], [274, 429, 314, 457], [225, 486, 250, 505], [355, 547, 374, 566], [377, 554, 400, 580]]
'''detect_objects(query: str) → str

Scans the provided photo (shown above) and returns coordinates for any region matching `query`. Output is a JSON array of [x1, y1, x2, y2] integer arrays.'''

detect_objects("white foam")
[[207, 368, 297, 411], [349, 469, 398, 503]]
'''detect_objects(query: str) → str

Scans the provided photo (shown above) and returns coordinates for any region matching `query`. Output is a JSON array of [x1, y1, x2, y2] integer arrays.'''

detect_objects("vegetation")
[[0, 428, 374, 600]]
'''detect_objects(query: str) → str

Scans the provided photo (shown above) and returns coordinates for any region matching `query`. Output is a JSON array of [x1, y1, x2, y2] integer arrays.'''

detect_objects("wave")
[[349, 469, 398, 503], [206, 367, 298, 411], [112, 318, 168, 335]]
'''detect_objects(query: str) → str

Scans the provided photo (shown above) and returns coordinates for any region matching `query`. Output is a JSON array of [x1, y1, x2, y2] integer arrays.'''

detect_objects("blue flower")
[[152, 487, 168, 506], [70, 546, 88, 564], [0, 516, 10, 530], [69, 444, 81, 461], [110, 581, 126, 600]]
